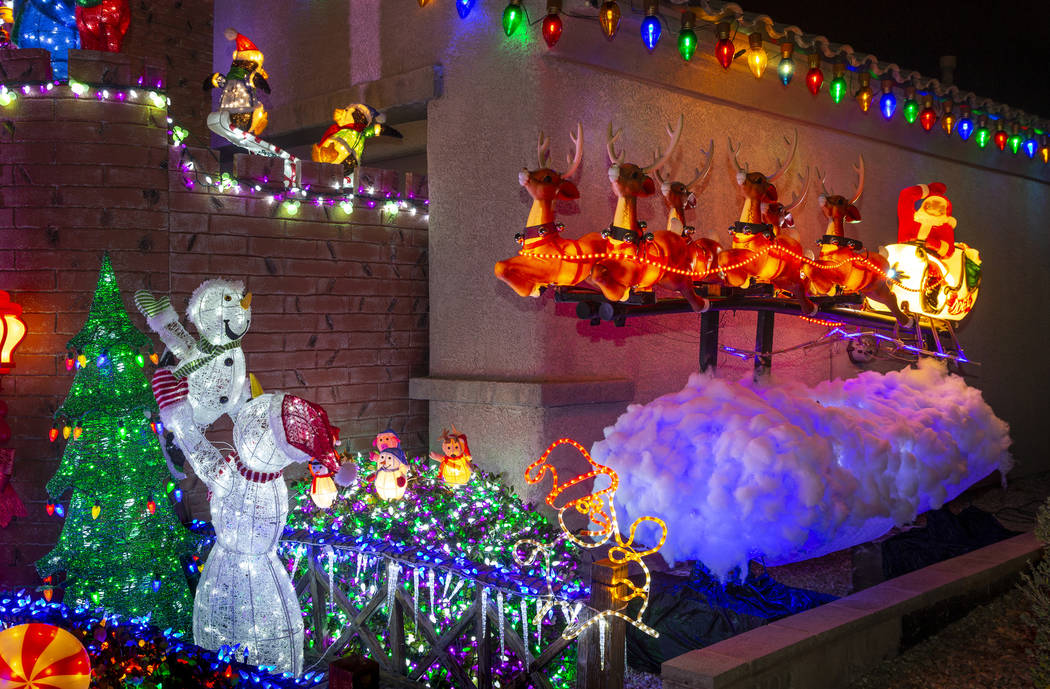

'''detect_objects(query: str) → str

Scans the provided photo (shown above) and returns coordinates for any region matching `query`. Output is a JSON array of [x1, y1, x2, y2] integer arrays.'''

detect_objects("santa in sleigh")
[[867, 182, 982, 322]]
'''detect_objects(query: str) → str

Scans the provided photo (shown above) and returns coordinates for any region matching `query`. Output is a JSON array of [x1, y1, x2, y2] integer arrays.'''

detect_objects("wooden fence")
[[287, 540, 627, 689]]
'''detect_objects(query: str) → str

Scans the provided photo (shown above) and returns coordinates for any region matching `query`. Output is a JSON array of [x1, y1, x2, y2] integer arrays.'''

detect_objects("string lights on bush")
[[436, 1, 1049, 164]]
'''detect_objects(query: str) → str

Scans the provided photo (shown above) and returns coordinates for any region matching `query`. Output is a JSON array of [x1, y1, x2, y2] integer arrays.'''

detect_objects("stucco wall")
[[216, 2, 1049, 495]]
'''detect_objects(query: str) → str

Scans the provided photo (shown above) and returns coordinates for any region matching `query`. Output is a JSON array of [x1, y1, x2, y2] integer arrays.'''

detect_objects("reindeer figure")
[[760, 167, 810, 238], [717, 132, 815, 313], [495, 123, 606, 297], [804, 158, 911, 325], [589, 117, 710, 311]]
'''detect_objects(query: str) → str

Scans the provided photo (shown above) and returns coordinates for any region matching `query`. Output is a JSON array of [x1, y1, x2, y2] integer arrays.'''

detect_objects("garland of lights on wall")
[[0, 80, 431, 220], [424, 0, 1050, 164]]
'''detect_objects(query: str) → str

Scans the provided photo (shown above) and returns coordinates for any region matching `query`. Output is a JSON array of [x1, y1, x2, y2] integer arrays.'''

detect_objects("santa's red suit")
[[897, 183, 956, 258]]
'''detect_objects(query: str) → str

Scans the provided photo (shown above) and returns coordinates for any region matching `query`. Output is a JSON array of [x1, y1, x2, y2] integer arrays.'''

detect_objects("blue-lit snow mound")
[[591, 360, 1012, 579]]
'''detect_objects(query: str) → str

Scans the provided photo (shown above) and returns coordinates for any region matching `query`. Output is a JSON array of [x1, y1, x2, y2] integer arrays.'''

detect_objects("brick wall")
[[121, 0, 214, 144], [0, 52, 429, 587]]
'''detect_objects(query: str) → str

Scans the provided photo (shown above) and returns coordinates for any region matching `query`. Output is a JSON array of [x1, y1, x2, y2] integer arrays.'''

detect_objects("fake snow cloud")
[[591, 361, 1012, 578]]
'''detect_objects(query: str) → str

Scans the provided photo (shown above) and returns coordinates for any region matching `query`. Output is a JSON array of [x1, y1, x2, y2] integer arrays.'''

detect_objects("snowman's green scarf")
[[172, 337, 244, 380]]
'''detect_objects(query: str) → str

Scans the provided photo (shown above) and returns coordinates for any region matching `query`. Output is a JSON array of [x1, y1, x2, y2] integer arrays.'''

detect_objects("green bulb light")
[[903, 99, 920, 124], [1008, 133, 1023, 154], [829, 77, 846, 104], [678, 29, 697, 62], [502, 2, 524, 37], [975, 127, 990, 148]]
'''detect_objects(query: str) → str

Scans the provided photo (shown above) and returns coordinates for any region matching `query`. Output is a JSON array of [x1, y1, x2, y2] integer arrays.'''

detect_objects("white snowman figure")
[[135, 280, 251, 426], [135, 282, 343, 675]]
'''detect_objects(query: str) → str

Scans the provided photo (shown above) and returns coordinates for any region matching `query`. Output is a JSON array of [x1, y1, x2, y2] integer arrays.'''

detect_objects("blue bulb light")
[[151, 580, 161, 592], [55, 504, 65, 518], [456, 0, 475, 19], [173, 488, 183, 503], [1024, 138, 1038, 158], [957, 118, 974, 141], [641, 16, 661, 51], [778, 57, 794, 86], [879, 92, 897, 120]]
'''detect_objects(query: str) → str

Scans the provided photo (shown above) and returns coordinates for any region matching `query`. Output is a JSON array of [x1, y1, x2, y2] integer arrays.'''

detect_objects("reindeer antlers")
[[767, 130, 798, 182], [685, 139, 715, 189], [536, 123, 584, 177], [607, 123, 625, 165], [728, 138, 747, 177], [565, 122, 583, 179], [537, 131, 552, 168], [642, 115, 683, 173], [783, 166, 811, 213], [815, 155, 863, 205], [849, 155, 864, 206]]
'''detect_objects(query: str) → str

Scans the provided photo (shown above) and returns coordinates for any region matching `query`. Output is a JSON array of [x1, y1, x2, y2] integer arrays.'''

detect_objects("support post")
[[580, 559, 627, 689], [753, 311, 774, 381], [699, 310, 719, 373], [308, 546, 327, 646], [475, 586, 492, 689]]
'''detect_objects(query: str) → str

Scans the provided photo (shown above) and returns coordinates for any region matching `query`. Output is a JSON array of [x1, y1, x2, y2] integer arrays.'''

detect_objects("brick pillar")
[[0, 69, 171, 587]]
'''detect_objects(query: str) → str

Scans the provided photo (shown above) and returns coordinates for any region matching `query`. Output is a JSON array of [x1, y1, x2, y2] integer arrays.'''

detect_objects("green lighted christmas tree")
[[37, 255, 195, 632]]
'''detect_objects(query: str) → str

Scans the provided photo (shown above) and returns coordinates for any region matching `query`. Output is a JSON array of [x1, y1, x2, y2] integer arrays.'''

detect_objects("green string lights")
[[37, 255, 195, 633]]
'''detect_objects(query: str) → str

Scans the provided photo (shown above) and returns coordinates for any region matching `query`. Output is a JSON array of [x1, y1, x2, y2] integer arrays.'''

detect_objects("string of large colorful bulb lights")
[[365, 2, 1050, 162]]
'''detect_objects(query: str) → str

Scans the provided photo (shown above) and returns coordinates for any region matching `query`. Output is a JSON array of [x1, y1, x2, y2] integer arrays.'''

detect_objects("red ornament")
[[994, 129, 1008, 151], [714, 22, 734, 69], [75, 0, 131, 53], [541, 13, 563, 48]]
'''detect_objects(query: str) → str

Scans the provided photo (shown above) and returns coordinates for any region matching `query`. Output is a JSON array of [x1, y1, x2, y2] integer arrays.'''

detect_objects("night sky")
[[739, 1, 1050, 119]]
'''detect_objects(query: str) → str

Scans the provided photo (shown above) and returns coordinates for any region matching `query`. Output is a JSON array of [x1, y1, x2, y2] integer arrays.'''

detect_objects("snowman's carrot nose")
[[240, 292, 253, 309]]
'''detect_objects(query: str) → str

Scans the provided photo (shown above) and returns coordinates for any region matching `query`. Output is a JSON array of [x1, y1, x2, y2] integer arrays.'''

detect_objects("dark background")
[[737, 1, 1050, 118]]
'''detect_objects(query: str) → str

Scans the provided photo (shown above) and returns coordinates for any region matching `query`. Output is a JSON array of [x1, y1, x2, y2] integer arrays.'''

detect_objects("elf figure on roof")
[[206, 28, 270, 135]]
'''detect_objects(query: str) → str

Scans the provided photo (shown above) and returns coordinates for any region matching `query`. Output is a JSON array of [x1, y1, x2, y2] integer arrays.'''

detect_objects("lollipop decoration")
[[0, 623, 91, 689], [513, 438, 667, 640]]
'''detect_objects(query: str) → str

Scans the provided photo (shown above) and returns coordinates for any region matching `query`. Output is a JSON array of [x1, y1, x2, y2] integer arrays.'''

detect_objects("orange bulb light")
[[598, 1, 620, 40]]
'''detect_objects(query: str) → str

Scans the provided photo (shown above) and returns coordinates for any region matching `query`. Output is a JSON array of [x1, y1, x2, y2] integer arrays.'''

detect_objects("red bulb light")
[[147, 498, 157, 515], [806, 68, 823, 95], [541, 13, 563, 48], [714, 22, 734, 69], [994, 129, 1008, 151], [48, 427, 59, 442], [805, 53, 822, 95], [919, 107, 937, 131]]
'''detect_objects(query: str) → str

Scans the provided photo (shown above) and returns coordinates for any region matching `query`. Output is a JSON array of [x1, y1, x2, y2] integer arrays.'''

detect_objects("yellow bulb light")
[[747, 32, 767, 79]]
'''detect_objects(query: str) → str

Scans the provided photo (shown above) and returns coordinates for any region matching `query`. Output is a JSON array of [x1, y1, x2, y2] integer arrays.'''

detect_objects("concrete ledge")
[[661, 532, 1042, 689], [268, 65, 442, 136], [409, 376, 634, 408]]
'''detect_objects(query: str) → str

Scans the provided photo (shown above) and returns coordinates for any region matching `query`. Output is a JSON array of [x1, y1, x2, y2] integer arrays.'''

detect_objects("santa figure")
[[897, 182, 956, 258]]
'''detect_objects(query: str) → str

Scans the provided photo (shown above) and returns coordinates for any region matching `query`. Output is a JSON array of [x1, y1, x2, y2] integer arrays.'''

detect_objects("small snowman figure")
[[134, 280, 252, 426], [370, 447, 409, 502], [206, 29, 271, 135]]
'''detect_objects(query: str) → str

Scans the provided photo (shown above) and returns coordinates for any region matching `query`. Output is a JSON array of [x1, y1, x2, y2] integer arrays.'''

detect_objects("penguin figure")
[[312, 104, 403, 177], [206, 29, 271, 135]]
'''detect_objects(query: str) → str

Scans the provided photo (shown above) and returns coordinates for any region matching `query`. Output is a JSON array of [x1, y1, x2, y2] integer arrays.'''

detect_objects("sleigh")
[[866, 241, 981, 322]]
